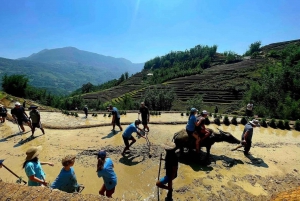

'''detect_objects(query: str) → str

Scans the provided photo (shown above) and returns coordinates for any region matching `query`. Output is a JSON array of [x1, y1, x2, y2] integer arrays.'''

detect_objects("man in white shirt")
[[246, 101, 253, 117]]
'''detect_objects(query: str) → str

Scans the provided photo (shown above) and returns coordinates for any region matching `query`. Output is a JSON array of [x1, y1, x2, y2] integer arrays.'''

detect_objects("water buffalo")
[[172, 128, 240, 159]]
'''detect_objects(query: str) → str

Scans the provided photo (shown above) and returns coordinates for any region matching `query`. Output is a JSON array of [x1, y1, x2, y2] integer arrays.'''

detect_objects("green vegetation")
[[269, 118, 277, 128], [245, 44, 300, 119], [214, 117, 221, 126], [284, 120, 290, 130], [143, 45, 217, 84], [231, 116, 238, 125], [295, 120, 300, 131], [186, 94, 203, 111], [261, 118, 268, 128], [223, 51, 242, 64], [244, 41, 261, 56], [223, 115, 230, 125], [277, 120, 285, 129], [240, 117, 248, 125], [140, 87, 176, 110]]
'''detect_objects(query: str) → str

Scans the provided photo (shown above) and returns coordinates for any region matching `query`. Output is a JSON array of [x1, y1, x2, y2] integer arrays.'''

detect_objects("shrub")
[[213, 113, 217, 118], [205, 117, 210, 125], [124, 111, 127, 115], [75, 113, 78, 117], [261, 118, 268, 128], [214, 118, 221, 126], [94, 113, 98, 117], [223, 115, 230, 126], [231, 116, 238, 125], [71, 112, 74, 116], [155, 111, 158, 115], [269, 118, 277, 128], [240, 117, 248, 125], [277, 120, 285, 130], [159, 112, 161, 115], [284, 119, 290, 130], [103, 113, 107, 117], [295, 120, 300, 131], [186, 111, 189, 116], [181, 113, 184, 116], [108, 113, 111, 117]]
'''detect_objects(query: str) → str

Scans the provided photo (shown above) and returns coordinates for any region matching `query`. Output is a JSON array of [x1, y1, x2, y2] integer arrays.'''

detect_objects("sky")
[[0, 0, 299, 63]]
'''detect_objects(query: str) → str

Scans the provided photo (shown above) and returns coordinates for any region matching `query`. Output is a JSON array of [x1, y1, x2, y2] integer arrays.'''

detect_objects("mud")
[[1, 113, 300, 200]]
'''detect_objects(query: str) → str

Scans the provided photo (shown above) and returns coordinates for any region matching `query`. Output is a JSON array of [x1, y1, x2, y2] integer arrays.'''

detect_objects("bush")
[[261, 118, 268, 128], [231, 116, 238, 125], [75, 113, 78, 117], [103, 113, 107, 117], [295, 120, 300, 131], [181, 113, 184, 116], [108, 113, 111, 117], [186, 111, 189, 116], [284, 119, 290, 130], [269, 118, 277, 128], [240, 117, 248, 125], [124, 111, 127, 115], [214, 118, 221, 126], [213, 113, 217, 118], [159, 112, 161, 115], [277, 120, 285, 130], [205, 117, 210, 125], [223, 115, 230, 126]]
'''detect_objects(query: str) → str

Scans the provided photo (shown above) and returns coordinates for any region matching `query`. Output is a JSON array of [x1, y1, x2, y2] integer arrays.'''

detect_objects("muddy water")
[[1, 113, 300, 200]]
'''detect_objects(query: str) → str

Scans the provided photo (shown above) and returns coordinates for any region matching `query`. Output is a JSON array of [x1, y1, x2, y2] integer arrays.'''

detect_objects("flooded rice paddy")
[[0, 112, 300, 200]]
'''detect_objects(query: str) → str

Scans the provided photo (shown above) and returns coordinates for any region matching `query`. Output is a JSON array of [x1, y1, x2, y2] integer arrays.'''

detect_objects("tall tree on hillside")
[[81, 82, 94, 93], [1, 74, 28, 97], [125, 72, 129, 79]]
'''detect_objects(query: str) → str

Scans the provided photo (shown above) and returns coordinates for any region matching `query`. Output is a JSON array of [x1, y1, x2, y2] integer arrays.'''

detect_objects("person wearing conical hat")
[[22, 146, 54, 186], [156, 142, 178, 201], [29, 105, 45, 137]]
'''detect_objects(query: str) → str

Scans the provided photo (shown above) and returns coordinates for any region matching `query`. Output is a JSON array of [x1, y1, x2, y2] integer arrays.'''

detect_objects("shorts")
[[32, 122, 42, 128], [159, 176, 170, 185], [101, 184, 115, 196], [186, 129, 194, 137], [17, 117, 29, 126], [142, 118, 148, 125], [114, 118, 121, 126], [122, 135, 134, 148]]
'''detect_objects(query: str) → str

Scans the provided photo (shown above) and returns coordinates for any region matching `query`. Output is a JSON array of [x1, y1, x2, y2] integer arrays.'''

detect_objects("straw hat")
[[162, 142, 176, 151], [249, 119, 260, 127], [25, 146, 42, 161], [15, 102, 21, 106]]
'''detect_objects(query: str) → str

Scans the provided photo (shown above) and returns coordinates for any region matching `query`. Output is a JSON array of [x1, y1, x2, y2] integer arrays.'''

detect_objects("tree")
[[244, 41, 261, 56], [1, 74, 28, 97], [81, 82, 94, 93], [186, 94, 203, 111], [125, 72, 129, 79]]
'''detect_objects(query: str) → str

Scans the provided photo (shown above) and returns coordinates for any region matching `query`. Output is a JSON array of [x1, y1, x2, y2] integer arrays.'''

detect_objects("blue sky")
[[0, 0, 299, 63]]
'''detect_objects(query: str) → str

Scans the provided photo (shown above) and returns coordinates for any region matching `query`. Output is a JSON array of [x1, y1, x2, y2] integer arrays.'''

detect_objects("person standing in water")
[[156, 142, 178, 201], [11, 102, 32, 132], [109, 105, 123, 132], [29, 105, 45, 137], [83, 105, 88, 118], [138, 102, 150, 132], [23, 146, 54, 186], [0, 104, 7, 123], [96, 150, 117, 198]]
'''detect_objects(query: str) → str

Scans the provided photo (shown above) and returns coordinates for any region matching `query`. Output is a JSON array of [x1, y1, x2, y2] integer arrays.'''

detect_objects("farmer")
[[231, 119, 260, 155], [214, 105, 218, 114], [83, 105, 88, 118], [194, 110, 211, 153], [11, 102, 32, 132], [0, 104, 8, 123], [23, 146, 54, 186], [29, 105, 45, 136], [156, 142, 178, 201], [138, 102, 150, 132], [121, 120, 146, 156], [51, 155, 81, 193], [109, 105, 123, 132], [246, 101, 253, 117], [186, 108, 202, 147], [96, 150, 117, 198]]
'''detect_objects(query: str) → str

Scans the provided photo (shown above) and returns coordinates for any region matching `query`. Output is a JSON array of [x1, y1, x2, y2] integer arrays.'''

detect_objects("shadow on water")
[[178, 151, 244, 172], [244, 152, 269, 168], [13, 134, 44, 148], [119, 153, 145, 166], [101, 131, 120, 139], [0, 131, 31, 142]]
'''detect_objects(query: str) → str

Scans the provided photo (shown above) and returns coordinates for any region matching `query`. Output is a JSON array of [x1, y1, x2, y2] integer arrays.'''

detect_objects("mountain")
[[0, 47, 143, 94]]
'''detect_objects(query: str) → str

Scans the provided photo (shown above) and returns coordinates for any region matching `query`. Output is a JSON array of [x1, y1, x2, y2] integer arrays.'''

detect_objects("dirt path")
[[1, 113, 300, 200]]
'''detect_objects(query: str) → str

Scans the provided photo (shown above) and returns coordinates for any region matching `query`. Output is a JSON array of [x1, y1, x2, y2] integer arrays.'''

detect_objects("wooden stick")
[[2, 164, 27, 184], [157, 153, 163, 201]]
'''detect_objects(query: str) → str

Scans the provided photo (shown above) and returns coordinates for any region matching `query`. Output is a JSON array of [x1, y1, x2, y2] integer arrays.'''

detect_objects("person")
[[23, 146, 54, 186], [194, 110, 211, 153], [231, 119, 260, 155], [186, 108, 202, 146], [51, 155, 81, 193], [156, 142, 178, 201], [23, 100, 26, 108], [121, 120, 146, 156], [96, 150, 117, 198], [139, 102, 150, 132], [214, 105, 218, 114], [246, 101, 253, 117], [109, 105, 123, 132], [11, 102, 32, 132], [0, 104, 7, 123], [29, 105, 45, 136], [83, 105, 88, 118]]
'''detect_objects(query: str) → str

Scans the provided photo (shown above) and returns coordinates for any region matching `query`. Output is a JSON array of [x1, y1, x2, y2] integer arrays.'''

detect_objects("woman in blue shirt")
[[23, 146, 54, 186], [186, 108, 202, 153], [97, 150, 117, 198]]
